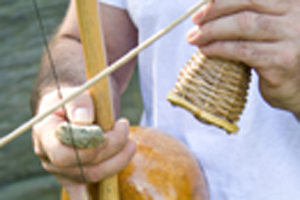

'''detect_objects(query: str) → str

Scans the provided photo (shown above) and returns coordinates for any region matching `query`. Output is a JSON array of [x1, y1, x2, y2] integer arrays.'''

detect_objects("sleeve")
[[99, 0, 126, 9]]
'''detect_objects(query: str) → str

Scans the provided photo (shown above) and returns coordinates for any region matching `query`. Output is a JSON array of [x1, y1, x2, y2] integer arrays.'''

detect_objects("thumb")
[[64, 184, 90, 200], [62, 88, 95, 125], [58, 177, 90, 200]]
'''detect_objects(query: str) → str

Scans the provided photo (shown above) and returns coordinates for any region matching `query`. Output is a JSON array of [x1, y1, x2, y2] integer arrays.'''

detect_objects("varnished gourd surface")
[[119, 126, 208, 200], [61, 126, 208, 200]]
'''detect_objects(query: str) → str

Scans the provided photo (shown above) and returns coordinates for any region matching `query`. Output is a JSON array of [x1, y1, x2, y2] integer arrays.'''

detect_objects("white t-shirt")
[[100, 0, 300, 199]]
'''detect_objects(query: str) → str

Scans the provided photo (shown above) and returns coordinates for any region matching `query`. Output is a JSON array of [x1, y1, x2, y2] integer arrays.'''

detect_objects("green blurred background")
[[0, 1, 142, 199]]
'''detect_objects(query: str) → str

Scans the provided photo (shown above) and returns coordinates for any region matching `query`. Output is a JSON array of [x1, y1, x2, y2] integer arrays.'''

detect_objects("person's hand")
[[32, 87, 136, 200], [187, 0, 300, 119]]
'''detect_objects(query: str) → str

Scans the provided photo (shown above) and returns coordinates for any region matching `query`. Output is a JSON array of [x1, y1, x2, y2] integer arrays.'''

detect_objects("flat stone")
[[55, 122, 105, 149]]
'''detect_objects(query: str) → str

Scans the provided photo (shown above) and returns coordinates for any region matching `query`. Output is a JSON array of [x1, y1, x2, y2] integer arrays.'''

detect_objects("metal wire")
[[32, 0, 88, 186]]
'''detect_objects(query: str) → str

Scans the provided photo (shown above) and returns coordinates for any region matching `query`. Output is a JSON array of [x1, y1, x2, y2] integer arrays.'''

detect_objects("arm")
[[187, 0, 300, 120], [31, 1, 138, 199], [31, 0, 138, 114]]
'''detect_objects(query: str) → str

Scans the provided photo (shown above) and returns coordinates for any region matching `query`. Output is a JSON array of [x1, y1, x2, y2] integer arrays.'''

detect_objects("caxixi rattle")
[[167, 50, 251, 133]]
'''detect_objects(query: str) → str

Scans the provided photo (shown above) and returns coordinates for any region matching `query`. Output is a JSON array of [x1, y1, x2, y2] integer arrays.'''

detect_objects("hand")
[[32, 87, 136, 200], [187, 0, 300, 118]]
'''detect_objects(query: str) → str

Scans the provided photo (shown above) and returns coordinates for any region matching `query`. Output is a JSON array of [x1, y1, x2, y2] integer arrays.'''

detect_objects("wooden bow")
[[61, 0, 119, 199]]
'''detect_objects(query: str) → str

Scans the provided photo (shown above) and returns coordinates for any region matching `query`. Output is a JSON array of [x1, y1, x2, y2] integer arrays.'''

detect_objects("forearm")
[[30, 35, 122, 116], [31, 35, 86, 113], [31, 2, 137, 116]]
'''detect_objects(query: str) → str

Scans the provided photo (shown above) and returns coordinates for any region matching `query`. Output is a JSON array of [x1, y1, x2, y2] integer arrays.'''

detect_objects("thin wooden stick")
[[0, 0, 210, 148]]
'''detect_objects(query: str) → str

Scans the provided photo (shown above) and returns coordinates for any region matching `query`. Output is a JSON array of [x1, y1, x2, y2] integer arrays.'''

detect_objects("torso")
[[101, 1, 300, 199]]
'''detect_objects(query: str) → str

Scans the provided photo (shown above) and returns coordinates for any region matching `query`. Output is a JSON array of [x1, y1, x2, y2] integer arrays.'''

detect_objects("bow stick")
[[74, 0, 118, 199], [0, 0, 210, 147]]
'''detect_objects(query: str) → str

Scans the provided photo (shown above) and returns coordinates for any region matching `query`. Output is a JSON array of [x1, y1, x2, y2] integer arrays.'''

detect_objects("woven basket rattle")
[[167, 50, 251, 133]]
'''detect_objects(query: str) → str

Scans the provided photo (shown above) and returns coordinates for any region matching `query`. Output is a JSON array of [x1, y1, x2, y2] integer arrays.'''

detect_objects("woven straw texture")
[[167, 50, 251, 133]]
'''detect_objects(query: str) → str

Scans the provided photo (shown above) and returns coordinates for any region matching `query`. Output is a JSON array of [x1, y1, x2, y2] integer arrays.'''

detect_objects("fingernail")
[[72, 107, 93, 124], [193, 10, 204, 24], [119, 118, 130, 130], [193, 3, 209, 24], [186, 26, 199, 42]]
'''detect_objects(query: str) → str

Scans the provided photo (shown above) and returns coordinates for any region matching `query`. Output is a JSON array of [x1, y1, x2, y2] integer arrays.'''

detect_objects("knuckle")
[[32, 124, 42, 137], [261, 50, 298, 87], [245, 0, 261, 8], [255, 15, 272, 33], [245, 0, 289, 14], [261, 69, 282, 87], [41, 162, 53, 172], [234, 41, 263, 65], [112, 127, 129, 149], [236, 11, 276, 39], [114, 135, 128, 152], [236, 11, 254, 33], [49, 153, 69, 167], [33, 146, 42, 157], [235, 41, 252, 59], [81, 152, 99, 164], [32, 137, 41, 155], [89, 175, 102, 183], [256, 17, 281, 41], [202, 22, 214, 38], [86, 169, 104, 183], [276, 48, 298, 70]]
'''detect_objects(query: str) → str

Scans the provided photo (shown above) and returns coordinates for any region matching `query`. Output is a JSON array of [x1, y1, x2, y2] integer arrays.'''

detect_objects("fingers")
[[193, 0, 289, 25], [188, 0, 291, 48], [62, 88, 95, 125], [198, 39, 299, 86], [187, 11, 284, 46], [188, 1, 300, 115], [59, 183, 90, 200], [33, 112, 135, 183], [90, 119, 131, 164], [35, 118, 131, 167], [186, 0, 294, 73], [33, 87, 135, 185], [33, 87, 96, 163], [37, 87, 95, 125], [199, 40, 277, 68], [41, 138, 136, 183]]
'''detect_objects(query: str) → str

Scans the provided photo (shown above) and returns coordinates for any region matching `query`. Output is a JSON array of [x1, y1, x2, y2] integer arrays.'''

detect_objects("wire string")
[[32, 0, 88, 184]]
